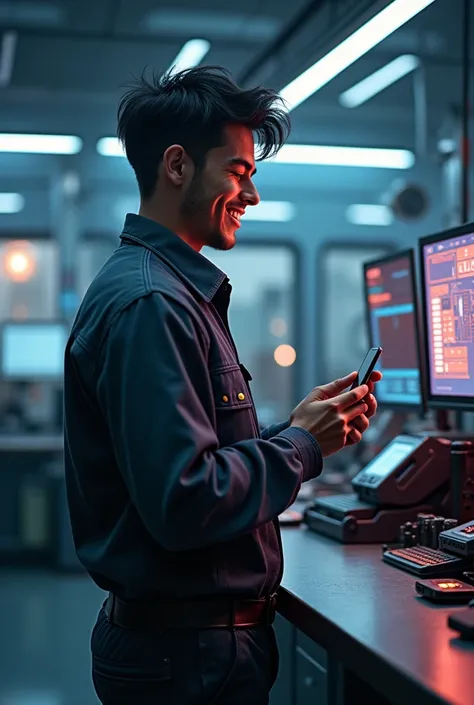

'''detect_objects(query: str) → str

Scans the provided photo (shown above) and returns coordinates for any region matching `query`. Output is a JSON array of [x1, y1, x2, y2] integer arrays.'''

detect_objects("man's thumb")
[[315, 372, 358, 399]]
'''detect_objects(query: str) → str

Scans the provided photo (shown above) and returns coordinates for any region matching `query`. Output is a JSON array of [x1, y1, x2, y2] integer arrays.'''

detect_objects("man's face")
[[179, 124, 260, 251]]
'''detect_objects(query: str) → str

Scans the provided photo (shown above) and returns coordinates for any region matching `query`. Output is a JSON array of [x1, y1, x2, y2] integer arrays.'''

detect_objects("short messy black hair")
[[117, 65, 291, 199]]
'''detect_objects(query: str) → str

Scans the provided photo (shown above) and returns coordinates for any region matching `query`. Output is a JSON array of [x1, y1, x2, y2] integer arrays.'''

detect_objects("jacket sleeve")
[[96, 294, 322, 551], [260, 421, 290, 439]]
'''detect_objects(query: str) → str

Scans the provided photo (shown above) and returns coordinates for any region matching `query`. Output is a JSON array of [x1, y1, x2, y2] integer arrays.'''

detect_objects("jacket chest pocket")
[[210, 365, 256, 446]]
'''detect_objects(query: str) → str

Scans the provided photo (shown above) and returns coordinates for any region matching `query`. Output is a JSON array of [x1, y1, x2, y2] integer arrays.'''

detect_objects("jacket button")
[[222, 395, 229, 403], [238, 392, 245, 401]]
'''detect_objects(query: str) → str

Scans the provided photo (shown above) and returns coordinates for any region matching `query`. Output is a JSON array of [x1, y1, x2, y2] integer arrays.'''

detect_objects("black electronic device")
[[447, 606, 474, 640], [382, 545, 470, 577], [420, 221, 474, 411], [350, 347, 382, 390], [364, 250, 423, 410], [415, 578, 474, 603], [304, 434, 452, 543], [439, 518, 474, 557]]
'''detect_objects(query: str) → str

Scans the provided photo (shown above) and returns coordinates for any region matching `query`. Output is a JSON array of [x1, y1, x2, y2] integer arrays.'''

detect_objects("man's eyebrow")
[[228, 158, 257, 176]]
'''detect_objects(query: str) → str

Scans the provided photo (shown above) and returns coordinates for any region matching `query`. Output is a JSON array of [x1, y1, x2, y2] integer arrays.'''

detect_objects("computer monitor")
[[420, 222, 474, 410], [364, 250, 423, 409], [0, 320, 68, 381]]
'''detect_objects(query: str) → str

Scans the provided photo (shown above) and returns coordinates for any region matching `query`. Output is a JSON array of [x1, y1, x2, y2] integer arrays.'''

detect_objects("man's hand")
[[290, 371, 382, 455], [347, 369, 382, 445]]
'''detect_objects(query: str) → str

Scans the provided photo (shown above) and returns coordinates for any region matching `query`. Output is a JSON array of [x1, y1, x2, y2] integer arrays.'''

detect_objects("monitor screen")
[[364, 251, 422, 407], [1, 322, 68, 380], [360, 439, 415, 479], [422, 227, 474, 402]]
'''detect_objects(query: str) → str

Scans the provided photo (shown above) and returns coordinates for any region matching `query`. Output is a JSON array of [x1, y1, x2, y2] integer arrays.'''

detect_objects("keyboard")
[[311, 493, 374, 519], [383, 545, 470, 577]]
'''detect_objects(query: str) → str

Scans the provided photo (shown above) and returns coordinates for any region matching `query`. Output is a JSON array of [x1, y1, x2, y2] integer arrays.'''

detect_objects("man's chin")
[[207, 230, 236, 251]]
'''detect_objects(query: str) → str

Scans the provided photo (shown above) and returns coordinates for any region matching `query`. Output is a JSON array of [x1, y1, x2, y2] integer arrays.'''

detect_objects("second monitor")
[[364, 250, 423, 409], [420, 223, 474, 409]]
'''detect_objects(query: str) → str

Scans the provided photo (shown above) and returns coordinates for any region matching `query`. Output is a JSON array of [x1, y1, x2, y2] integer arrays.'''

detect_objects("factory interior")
[[1, 0, 474, 703]]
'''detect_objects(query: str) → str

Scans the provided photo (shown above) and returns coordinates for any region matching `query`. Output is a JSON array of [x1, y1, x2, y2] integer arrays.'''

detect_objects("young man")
[[64, 66, 381, 704]]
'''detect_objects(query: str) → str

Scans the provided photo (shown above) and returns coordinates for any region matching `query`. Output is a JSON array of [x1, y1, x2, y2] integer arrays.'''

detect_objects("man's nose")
[[241, 183, 260, 207]]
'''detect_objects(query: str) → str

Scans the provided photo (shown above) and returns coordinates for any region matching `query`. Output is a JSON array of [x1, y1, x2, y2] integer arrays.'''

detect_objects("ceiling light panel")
[[280, 0, 436, 111], [339, 54, 420, 108], [168, 39, 210, 74], [0, 134, 82, 154], [142, 9, 280, 41]]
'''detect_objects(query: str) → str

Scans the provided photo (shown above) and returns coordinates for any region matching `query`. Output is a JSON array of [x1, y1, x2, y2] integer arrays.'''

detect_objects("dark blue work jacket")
[[64, 213, 322, 601]]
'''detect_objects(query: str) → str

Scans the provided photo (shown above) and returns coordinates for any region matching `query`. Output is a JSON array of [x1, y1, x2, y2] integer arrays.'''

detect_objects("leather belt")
[[105, 592, 278, 631]]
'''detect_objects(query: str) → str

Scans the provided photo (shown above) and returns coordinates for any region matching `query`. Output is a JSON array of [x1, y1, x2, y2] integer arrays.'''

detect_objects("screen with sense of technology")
[[1, 322, 67, 380], [423, 232, 474, 398], [365, 253, 421, 407], [361, 440, 415, 479]]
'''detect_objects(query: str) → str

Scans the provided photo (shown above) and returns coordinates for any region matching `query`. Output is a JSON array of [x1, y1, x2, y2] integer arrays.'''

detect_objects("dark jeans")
[[91, 606, 279, 704]]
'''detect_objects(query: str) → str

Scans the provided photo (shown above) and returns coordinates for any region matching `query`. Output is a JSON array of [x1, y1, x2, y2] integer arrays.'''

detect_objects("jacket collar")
[[120, 213, 227, 302]]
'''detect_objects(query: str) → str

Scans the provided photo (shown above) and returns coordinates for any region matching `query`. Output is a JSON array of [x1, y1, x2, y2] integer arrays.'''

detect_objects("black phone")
[[416, 578, 474, 603], [447, 606, 474, 639], [350, 347, 382, 390]]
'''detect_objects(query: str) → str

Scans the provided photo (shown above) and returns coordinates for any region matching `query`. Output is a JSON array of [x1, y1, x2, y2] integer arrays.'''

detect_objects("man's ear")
[[162, 145, 193, 187]]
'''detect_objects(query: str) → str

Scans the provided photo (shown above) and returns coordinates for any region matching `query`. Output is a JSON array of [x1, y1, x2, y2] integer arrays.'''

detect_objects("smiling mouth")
[[226, 208, 243, 227]]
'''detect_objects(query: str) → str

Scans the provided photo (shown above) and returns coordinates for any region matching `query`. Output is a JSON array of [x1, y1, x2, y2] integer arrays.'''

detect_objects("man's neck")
[[138, 204, 202, 252]]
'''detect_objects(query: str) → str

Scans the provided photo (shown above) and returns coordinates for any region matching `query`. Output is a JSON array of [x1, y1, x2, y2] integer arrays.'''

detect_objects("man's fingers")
[[346, 428, 363, 446], [333, 384, 369, 410], [345, 401, 368, 423], [317, 372, 357, 397], [351, 413, 370, 433], [365, 393, 377, 419]]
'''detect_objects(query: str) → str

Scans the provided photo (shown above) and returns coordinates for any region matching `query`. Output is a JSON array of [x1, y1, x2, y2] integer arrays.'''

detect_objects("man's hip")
[[91, 604, 279, 705]]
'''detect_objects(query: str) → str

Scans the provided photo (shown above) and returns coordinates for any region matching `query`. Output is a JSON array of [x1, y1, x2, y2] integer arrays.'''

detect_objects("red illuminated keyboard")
[[383, 545, 470, 577]]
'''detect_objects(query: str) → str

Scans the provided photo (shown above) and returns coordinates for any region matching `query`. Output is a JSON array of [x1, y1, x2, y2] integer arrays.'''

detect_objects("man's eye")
[[231, 172, 244, 180]]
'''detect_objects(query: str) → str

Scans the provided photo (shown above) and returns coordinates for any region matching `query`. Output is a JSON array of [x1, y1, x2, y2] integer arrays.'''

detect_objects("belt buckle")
[[266, 592, 278, 625]]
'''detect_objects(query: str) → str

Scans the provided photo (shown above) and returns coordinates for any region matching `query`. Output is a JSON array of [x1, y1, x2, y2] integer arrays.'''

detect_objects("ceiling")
[[0, 0, 471, 233], [1, 0, 467, 136]]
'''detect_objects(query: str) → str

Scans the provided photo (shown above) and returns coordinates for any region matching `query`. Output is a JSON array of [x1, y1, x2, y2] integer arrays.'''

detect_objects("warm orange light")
[[269, 317, 288, 337], [3, 242, 36, 282], [274, 344, 296, 367]]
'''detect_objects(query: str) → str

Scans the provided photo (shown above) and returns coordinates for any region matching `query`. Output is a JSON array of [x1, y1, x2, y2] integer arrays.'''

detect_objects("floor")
[[0, 569, 104, 705]]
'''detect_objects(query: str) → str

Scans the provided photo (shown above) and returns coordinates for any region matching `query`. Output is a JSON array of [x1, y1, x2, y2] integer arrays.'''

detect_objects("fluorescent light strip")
[[0, 193, 24, 214], [280, 0, 435, 112], [243, 201, 295, 222], [0, 134, 82, 154], [97, 137, 124, 157], [346, 204, 394, 226], [339, 54, 420, 108], [273, 145, 414, 169], [96, 138, 414, 169], [168, 38, 211, 74]]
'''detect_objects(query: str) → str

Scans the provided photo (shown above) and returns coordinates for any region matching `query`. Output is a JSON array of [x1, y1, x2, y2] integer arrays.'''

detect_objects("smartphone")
[[350, 347, 382, 390], [447, 607, 474, 639]]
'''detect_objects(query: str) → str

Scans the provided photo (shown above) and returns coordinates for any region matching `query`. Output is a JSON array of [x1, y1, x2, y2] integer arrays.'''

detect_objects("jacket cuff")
[[260, 420, 290, 439], [278, 426, 323, 482]]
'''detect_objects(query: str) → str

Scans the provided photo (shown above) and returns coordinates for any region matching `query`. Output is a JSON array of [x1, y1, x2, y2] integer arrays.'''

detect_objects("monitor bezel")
[[363, 248, 425, 412], [0, 319, 69, 382], [419, 221, 474, 411]]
